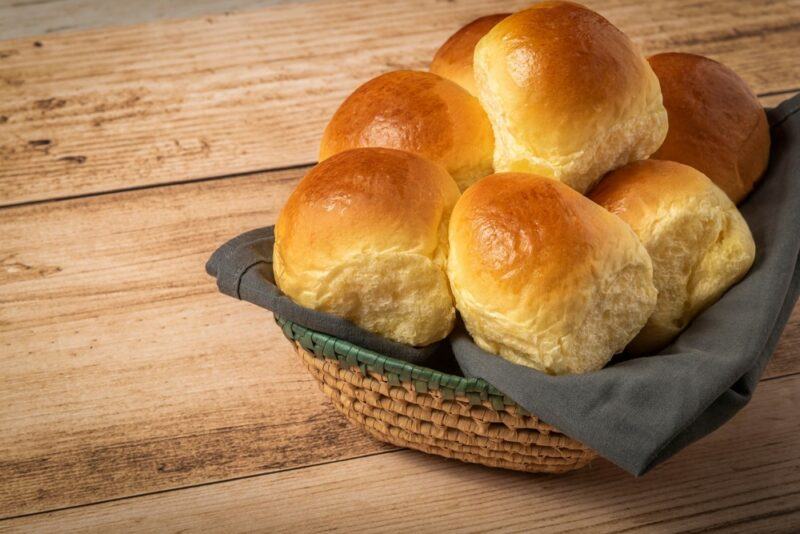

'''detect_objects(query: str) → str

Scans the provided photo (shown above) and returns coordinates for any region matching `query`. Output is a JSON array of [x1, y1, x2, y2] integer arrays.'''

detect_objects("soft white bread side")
[[448, 173, 657, 375], [649, 52, 771, 204], [319, 70, 494, 191], [473, 1, 667, 193], [430, 13, 509, 97], [274, 147, 461, 346], [590, 160, 756, 354]]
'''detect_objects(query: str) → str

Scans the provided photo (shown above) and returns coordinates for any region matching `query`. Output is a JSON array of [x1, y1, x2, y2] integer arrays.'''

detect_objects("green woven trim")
[[276, 316, 514, 407]]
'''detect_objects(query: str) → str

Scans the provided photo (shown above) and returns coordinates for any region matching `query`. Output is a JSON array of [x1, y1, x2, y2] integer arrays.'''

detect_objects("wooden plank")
[[763, 303, 800, 380], [5, 372, 798, 533], [0, 166, 392, 519], [0, 0, 300, 40], [2, 0, 800, 206], [766, 303, 800, 380], [1, 164, 798, 519]]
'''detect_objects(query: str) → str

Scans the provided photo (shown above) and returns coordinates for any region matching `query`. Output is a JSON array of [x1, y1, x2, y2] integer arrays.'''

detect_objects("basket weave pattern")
[[278, 317, 596, 473]]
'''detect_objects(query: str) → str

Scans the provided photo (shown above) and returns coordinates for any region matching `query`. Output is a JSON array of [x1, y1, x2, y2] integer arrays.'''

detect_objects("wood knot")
[[34, 98, 67, 110], [59, 155, 87, 164]]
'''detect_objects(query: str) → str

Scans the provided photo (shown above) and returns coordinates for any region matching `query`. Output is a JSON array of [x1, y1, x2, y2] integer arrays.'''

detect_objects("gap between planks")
[[0, 161, 314, 210], [0, 449, 401, 524], [0, 86, 796, 212]]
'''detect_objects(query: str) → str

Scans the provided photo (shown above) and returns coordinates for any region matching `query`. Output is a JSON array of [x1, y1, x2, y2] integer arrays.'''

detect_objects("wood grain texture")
[[0, 0, 304, 40], [763, 304, 800, 380], [1, 0, 799, 528], [1, 164, 798, 520], [2, 0, 800, 206], [0, 167, 394, 519], [5, 373, 799, 533]]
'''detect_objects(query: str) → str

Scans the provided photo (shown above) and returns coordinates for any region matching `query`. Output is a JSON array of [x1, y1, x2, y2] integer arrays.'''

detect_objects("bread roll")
[[430, 14, 509, 96], [649, 53, 770, 204], [590, 160, 756, 354], [319, 70, 494, 191], [448, 173, 657, 374], [274, 147, 460, 346], [473, 1, 667, 194]]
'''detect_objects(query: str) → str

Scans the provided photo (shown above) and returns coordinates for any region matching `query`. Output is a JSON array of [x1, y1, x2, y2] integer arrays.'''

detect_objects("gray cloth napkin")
[[207, 93, 800, 476], [454, 93, 800, 475]]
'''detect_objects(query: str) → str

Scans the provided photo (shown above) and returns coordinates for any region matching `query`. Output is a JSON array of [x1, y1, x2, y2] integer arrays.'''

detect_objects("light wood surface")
[[5, 373, 799, 533], [1, 0, 799, 531], [0, 0, 302, 40], [0, 168, 393, 518], [1, 0, 799, 206]]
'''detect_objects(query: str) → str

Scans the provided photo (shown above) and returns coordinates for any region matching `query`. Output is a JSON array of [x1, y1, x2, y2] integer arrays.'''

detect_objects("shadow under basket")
[[277, 316, 597, 474]]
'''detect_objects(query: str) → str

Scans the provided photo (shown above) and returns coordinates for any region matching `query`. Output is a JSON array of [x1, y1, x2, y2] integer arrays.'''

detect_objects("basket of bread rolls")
[[212, 1, 785, 475]]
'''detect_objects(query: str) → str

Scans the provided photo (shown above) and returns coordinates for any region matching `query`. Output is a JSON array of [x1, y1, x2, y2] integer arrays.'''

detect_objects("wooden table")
[[1, 0, 799, 531]]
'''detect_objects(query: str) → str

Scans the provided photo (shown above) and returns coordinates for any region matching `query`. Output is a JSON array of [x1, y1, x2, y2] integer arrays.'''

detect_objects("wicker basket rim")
[[275, 316, 513, 402]]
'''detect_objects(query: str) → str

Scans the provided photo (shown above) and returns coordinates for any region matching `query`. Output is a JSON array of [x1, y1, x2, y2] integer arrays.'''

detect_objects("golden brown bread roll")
[[274, 147, 461, 346], [649, 52, 771, 204], [448, 173, 657, 374], [590, 160, 756, 354], [473, 1, 667, 194], [430, 14, 509, 96], [319, 70, 494, 191]]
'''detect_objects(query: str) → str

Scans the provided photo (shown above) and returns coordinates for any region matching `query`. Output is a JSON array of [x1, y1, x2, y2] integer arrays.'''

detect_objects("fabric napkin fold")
[[207, 93, 800, 476]]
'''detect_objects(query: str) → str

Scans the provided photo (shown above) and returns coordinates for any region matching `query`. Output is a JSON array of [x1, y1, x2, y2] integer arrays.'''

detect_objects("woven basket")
[[277, 317, 596, 473]]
